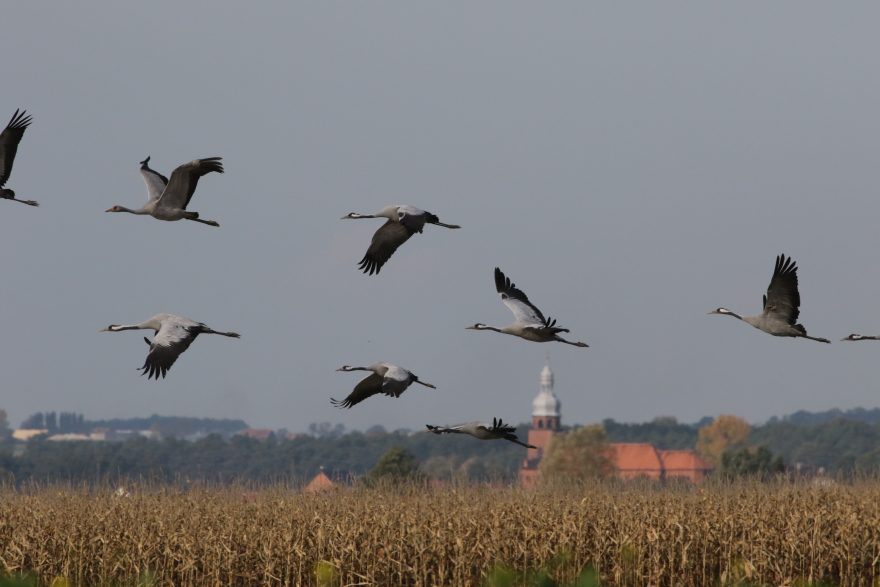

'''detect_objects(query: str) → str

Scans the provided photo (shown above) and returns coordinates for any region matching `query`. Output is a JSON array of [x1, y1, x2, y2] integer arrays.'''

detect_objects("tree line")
[[2, 408, 880, 483]]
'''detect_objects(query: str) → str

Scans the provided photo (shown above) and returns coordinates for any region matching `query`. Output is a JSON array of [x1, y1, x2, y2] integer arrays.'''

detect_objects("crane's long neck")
[[716, 309, 743, 321], [111, 322, 153, 332], [114, 206, 150, 215]]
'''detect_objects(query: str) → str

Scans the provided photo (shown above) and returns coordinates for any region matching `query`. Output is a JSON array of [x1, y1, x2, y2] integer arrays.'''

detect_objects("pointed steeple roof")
[[532, 357, 560, 417]]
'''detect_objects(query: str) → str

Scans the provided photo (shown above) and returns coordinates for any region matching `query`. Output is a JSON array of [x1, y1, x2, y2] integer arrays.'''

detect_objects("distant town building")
[[519, 361, 561, 486], [12, 429, 48, 441], [519, 360, 712, 485], [303, 467, 337, 493], [47, 433, 93, 442], [236, 428, 274, 441]]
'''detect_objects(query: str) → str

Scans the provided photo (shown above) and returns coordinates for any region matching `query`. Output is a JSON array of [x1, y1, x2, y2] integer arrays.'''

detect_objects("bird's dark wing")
[[0, 109, 32, 187], [488, 417, 518, 435], [157, 157, 223, 210], [763, 254, 800, 325], [397, 211, 427, 234], [494, 267, 548, 325], [490, 417, 535, 448], [139, 323, 199, 380], [331, 372, 384, 408], [358, 220, 415, 275]]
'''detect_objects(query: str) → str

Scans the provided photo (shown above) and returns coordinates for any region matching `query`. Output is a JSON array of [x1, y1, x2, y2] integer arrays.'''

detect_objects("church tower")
[[519, 358, 561, 486]]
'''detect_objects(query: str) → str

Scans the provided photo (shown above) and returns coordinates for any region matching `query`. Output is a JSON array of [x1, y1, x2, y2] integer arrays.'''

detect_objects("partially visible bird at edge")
[[841, 334, 880, 342], [0, 109, 38, 206]]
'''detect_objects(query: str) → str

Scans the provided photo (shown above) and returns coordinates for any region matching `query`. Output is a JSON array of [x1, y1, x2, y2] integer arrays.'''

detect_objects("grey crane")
[[0, 109, 38, 206], [426, 417, 536, 449], [709, 254, 830, 343], [106, 156, 224, 226], [331, 362, 436, 408], [841, 334, 880, 342], [341, 204, 460, 275], [467, 267, 589, 347], [100, 313, 240, 379]]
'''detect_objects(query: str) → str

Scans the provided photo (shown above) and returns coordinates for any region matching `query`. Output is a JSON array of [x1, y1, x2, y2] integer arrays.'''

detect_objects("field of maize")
[[1, 479, 879, 586]]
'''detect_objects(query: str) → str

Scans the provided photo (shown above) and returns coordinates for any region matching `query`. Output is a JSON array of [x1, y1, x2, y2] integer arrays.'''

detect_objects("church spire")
[[533, 356, 560, 418]]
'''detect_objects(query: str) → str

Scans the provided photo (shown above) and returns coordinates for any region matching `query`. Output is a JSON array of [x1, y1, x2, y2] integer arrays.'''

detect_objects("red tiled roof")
[[660, 450, 712, 471], [303, 470, 336, 493], [611, 443, 663, 472], [236, 428, 273, 440]]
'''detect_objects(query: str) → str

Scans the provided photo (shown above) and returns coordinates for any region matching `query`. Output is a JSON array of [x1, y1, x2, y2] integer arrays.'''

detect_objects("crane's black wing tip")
[[494, 267, 510, 293], [7, 109, 32, 130], [774, 253, 797, 275], [137, 365, 167, 381], [358, 256, 383, 275]]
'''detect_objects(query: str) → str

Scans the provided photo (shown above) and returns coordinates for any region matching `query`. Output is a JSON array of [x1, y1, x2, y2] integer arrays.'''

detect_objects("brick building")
[[519, 360, 712, 485]]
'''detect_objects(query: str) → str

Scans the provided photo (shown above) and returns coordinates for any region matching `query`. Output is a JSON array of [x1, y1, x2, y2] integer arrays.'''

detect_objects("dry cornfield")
[[1, 479, 879, 586]]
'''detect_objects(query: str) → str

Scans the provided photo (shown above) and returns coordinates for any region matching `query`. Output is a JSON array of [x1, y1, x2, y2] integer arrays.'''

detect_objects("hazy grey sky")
[[3, 2, 880, 432]]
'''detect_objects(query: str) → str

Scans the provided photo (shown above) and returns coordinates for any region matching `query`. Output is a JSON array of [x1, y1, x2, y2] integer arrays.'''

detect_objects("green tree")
[[602, 416, 698, 449], [539, 424, 614, 482], [363, 446, 423, 485], [720, 445, 784, 479]]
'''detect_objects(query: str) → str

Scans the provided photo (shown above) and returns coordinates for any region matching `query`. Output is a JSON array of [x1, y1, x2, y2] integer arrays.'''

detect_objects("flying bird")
[[709, 254, 830, 343], [841, 334, 880, 342], [0, 109, 38, 206], [341, 205, 460, 275], [467, 267, 589, 347], [106, 156, 224, 226], [100, 313, 240, 379], [331, 363, 436, 408], [426, 417, 536, 449]]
